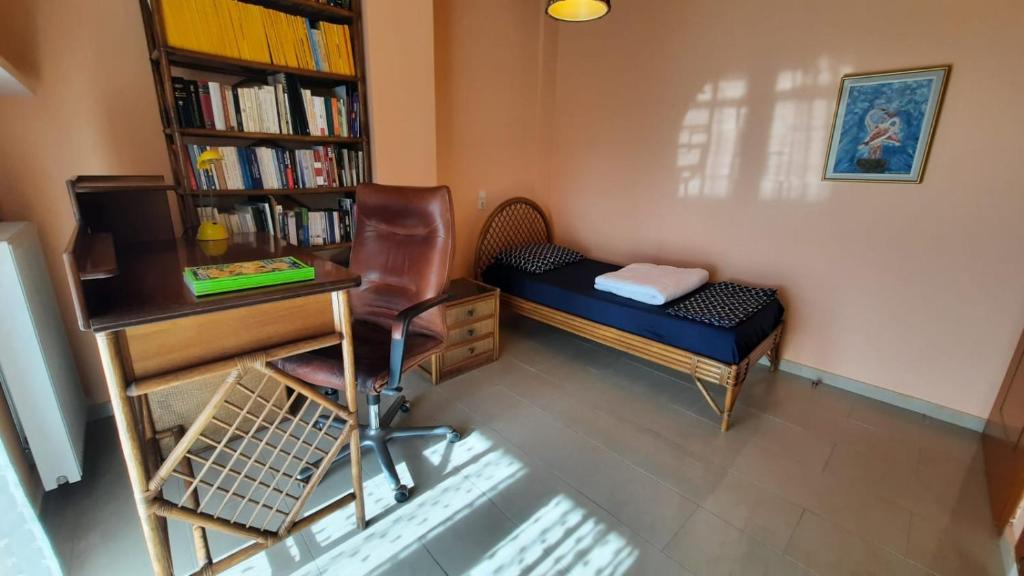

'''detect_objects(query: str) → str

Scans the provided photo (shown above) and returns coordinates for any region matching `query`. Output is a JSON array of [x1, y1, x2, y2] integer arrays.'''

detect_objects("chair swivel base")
[[300, 395, 461, 502]]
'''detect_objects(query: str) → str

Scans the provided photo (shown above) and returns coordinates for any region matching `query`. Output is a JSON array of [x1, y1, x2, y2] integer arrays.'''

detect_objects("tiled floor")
[[43, 315, 1005, 575]]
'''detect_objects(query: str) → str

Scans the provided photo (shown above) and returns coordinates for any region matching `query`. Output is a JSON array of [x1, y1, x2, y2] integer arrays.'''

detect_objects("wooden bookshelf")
[[185, 186, 356, 196], [139, 0, 372, 234], [158, 47, 359, 84], [240, 0, 357, 23], [173, 127, 363, 145]]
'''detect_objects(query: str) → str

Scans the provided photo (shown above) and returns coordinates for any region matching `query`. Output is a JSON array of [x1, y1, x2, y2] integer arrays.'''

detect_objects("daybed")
[[474, 197, 784, 431]]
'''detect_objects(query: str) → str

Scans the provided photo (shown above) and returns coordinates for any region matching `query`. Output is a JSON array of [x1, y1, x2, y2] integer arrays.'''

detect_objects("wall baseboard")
[[759, 357, 986, 433]]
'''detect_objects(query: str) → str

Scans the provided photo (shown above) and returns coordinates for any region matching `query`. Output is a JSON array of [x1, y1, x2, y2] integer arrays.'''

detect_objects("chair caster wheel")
[[447, 430, 461, 443], [394, 485, 410, 503], [398, 401, 411, 413]]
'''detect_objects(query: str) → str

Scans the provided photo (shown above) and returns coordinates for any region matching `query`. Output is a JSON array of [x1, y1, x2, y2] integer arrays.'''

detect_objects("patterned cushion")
[[496, 243, 583, 274], [667, 282, 778, 327]]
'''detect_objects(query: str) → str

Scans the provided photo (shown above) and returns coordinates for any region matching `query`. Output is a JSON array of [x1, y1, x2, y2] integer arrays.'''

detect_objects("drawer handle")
[[468, 347, 476, 355], [467, 328, 476, 337], [466, 308, 475, 317]]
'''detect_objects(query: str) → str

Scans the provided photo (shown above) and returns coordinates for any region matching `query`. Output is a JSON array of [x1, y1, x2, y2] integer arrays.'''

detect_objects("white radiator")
[[0, 222, 86, 490]]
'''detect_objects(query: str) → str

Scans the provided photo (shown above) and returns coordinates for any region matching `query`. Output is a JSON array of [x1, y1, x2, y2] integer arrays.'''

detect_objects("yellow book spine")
[[276, 12, 296, 68], [342, 25, 355, 76], [293, 15, 312, 70], [159, 0, 182, 49], [215, 0, 240, 59], [251, 6, 272, 63], [179, 0, 201, 51], [325, 24, 342, 74], [320, 24, 335, 73], [198, 0, 222, 55], [262, 8, 282, 65], [226, 0, 248, 61], [241, 5, 259, 63]]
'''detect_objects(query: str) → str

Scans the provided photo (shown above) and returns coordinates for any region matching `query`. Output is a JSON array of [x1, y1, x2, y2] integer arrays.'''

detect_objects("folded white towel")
[[595, 263, 709, 305]]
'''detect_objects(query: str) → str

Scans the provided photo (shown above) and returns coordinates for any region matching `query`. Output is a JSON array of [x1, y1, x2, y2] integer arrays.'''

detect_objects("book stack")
[[172, 75, 360, 138], [275, 203, 353, 248], [184, 256, 316, 296], [161, 0, 356, 75], [187, 144, 366, 191], [197, 202, 275, 235]]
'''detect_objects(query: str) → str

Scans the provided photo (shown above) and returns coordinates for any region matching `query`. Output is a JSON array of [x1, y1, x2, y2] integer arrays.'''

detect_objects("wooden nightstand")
[[421, 278, 500, 384]]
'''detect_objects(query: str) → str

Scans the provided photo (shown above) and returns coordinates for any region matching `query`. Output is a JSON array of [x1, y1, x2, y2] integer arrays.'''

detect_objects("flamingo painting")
[[824, 66, 949, 182]]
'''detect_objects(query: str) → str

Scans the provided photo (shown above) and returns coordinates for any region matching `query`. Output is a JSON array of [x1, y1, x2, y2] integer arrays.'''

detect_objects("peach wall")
[[434, 0, 558, 276], [0, 0, 438, 405], [0, 0, 171, 403], [363, 0, 437, 185], [540, 0, 1024, 418]]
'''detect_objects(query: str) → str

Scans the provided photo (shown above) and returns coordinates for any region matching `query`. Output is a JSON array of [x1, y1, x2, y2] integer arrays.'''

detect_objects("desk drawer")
[[446, 298, 495, 325], [443, 337, 493, 367], [448, 318, 494, 346]]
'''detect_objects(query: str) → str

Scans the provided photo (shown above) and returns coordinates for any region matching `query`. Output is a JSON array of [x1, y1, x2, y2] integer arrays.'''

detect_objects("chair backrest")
[[348, 184, 455, 341]]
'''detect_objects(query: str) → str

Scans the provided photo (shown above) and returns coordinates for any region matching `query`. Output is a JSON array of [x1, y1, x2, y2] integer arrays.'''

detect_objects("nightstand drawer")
[[446, 298, 495, 325], [448, 318, 494, 346], [443, 337, 494, 367]]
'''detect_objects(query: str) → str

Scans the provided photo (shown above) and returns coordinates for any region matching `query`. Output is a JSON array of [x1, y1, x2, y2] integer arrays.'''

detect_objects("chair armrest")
[[388, 293, 453, 389]]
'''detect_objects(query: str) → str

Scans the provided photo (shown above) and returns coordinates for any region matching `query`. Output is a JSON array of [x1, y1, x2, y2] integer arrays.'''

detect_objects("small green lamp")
[[195, 150, 230, 241]]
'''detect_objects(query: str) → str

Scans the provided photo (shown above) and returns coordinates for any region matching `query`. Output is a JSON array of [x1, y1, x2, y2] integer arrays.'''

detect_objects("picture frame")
[[823, 66, 950, 183]]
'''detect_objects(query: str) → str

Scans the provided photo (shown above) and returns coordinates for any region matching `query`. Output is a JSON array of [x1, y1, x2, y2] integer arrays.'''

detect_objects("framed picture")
[[823, 66, 949, 183]]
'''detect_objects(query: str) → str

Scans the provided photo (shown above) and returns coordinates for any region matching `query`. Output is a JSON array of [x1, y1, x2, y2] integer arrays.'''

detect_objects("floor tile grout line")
[[507, 328, 975, 571], [452, 392, 691, 561], [505, 351, 735, 465], [417, 538, 450, 576], [491, 377, 706, 508]]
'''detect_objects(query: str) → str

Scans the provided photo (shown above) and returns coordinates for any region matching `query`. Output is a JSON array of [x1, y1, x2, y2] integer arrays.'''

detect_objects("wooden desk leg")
[[333, 290, 366, 529], [96, 331, 174, 575]]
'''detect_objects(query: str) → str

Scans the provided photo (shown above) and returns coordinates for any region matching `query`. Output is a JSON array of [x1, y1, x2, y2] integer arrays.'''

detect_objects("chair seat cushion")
[[274, 320, 444, 393]]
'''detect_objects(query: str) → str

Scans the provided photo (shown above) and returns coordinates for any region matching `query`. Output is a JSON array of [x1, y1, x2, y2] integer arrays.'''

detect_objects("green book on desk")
[[183, 256, 315, 296]]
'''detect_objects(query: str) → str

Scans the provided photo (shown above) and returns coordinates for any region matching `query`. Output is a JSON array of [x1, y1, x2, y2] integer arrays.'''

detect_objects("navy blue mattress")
[[483, 259, 784, 365]]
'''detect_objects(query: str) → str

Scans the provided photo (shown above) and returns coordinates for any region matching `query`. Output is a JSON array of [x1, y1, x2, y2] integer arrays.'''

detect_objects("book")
[[188, 143, 361, 191], [171, 74, 354, 139], [161, 0, 355, 75], [183, 256, 315, 296]]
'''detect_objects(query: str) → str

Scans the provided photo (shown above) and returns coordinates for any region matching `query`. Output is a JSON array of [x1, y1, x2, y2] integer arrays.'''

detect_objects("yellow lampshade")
[[196, 149, 223, 170], [546, 0, 610, 22]]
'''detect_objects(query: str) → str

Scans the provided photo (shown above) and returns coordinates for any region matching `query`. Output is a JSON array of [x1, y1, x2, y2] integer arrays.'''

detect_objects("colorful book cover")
[[184, 256, 315, 296]]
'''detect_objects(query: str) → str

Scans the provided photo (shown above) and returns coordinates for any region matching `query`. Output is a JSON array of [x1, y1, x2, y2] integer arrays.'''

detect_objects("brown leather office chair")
[[277, 183, 460, 502]]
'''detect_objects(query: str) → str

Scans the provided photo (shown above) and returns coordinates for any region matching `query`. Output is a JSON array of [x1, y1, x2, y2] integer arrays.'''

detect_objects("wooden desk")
[[67, 231, 365, 575]]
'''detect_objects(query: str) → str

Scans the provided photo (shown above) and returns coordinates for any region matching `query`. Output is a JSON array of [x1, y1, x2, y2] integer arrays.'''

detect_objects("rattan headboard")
[[473, 197, 552, 279]]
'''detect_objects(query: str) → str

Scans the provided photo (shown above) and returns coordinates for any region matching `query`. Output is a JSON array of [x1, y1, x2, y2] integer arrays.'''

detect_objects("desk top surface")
[[84, 233, 360, 332]]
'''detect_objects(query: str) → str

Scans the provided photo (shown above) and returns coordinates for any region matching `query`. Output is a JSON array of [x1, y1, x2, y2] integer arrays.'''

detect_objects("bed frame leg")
[[720, 385, 739, 432], [768, 329, 782, 372]]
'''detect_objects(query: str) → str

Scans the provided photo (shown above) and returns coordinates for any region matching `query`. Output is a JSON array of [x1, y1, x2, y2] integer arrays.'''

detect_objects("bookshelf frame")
[[139, 0, 373, 235]]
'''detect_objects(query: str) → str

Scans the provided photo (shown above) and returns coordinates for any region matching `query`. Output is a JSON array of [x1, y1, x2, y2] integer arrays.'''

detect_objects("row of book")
[[278, 202, 354, 247], [188, 144, 367, 191], [172, 74, 360, 138], [197, 203, 274, 235], [161, 0, 356, 75], [195, 198, 354, 247]]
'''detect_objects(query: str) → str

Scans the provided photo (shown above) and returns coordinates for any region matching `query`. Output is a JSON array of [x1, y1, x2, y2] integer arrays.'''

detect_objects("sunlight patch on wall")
[[677, 79, 749, 199], [760, 59, 847, 202]]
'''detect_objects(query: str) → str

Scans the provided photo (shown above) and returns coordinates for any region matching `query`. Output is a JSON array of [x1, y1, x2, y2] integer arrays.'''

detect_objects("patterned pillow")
[[496, 243, 583, 274]]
